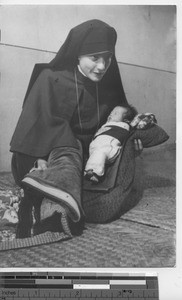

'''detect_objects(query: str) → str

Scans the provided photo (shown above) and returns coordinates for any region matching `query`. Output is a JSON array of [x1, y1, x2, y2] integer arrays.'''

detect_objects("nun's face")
[[78, 51, 113, 82]]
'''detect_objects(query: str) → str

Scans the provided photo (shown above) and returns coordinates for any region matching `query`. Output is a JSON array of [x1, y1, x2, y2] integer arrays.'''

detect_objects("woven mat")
[[0, 145, 176, 267], [0, 231, 70, 251], [121, 186, 175, 232], [0, 220, 175, 268]]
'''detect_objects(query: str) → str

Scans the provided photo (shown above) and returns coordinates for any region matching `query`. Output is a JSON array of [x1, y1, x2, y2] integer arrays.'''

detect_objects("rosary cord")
[[74, 68, 100, 133], [74, 69, 83, 133], [96, 83, 100, 131]]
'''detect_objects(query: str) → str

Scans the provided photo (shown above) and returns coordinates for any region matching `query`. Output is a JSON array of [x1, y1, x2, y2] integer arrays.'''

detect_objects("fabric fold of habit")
[[22, 141, 84, 223], [10, 69, 81, 157]]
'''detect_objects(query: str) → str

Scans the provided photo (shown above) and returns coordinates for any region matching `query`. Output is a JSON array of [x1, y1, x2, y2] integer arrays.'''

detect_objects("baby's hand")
[[37, 159, 48, 170]]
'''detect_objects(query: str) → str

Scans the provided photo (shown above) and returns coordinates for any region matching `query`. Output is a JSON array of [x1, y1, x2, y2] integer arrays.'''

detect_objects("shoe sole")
[[22, 177, 80, 222]]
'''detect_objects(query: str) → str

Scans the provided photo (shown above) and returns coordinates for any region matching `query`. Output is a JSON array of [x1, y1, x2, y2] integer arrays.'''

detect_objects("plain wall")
[[0, 5, 176, 171]]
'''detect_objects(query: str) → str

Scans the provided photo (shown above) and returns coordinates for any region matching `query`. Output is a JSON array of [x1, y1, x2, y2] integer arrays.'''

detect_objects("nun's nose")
[[96, 58, 106, 71]]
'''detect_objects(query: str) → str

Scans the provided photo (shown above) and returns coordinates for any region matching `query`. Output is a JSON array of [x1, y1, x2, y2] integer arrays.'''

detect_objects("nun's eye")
[[90, 55, 98, 62]]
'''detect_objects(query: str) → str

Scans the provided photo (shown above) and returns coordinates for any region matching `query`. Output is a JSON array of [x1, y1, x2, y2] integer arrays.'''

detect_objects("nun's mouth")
[[94, 72, 105, 77], [88, 71, 106, 82]]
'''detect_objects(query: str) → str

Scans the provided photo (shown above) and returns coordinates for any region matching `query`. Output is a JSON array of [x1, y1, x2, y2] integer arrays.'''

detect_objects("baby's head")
[[107, 104, 138, 123]]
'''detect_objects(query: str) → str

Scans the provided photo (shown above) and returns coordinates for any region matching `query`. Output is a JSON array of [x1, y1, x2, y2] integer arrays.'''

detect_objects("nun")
[[10, 19, 143, 238]]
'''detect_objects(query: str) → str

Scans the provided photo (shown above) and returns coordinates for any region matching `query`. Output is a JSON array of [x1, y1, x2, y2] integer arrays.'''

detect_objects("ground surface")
[[0, 144, 176, 268]]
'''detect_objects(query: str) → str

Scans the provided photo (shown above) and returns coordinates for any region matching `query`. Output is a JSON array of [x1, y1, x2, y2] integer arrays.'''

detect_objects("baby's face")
[[107, 107, 128, 122]]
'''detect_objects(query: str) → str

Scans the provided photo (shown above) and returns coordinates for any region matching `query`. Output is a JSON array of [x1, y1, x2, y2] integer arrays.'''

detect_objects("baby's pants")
[[85, 135, 121, 176]]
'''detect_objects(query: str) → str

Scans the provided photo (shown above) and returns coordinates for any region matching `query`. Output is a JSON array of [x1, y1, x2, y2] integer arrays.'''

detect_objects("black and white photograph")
[[0, 4, 176, 270]]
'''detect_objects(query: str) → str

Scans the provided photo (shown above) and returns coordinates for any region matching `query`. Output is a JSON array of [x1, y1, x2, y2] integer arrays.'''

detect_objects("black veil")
[[23, 19, 127, 105]]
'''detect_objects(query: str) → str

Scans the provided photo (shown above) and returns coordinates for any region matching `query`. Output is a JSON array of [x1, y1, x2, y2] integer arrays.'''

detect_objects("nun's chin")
[[87, 72, 105, 82]]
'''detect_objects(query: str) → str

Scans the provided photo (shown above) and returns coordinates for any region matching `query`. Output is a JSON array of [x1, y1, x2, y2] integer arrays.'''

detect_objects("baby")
[[84, 104, 138, 182]]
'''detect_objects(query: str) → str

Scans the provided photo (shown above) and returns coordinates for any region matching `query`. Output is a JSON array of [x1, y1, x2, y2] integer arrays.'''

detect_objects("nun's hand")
[[134, 139, 143, 156], [37, 159, 48, 170]]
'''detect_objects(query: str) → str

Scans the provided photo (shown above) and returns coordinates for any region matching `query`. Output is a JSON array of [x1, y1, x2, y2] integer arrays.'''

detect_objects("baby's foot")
[[84, 169, 94, 179], [84, 170, 100, 183], [90, 174, 99, 183]]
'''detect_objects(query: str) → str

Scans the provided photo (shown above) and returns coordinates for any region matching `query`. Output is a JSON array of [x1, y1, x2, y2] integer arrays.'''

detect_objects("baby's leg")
[[85, 149, 107, 177], [85, 136, 120, 182]]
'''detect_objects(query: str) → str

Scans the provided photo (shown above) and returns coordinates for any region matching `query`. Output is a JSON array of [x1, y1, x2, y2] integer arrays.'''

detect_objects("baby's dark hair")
[[123, 104, 138, 122]]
